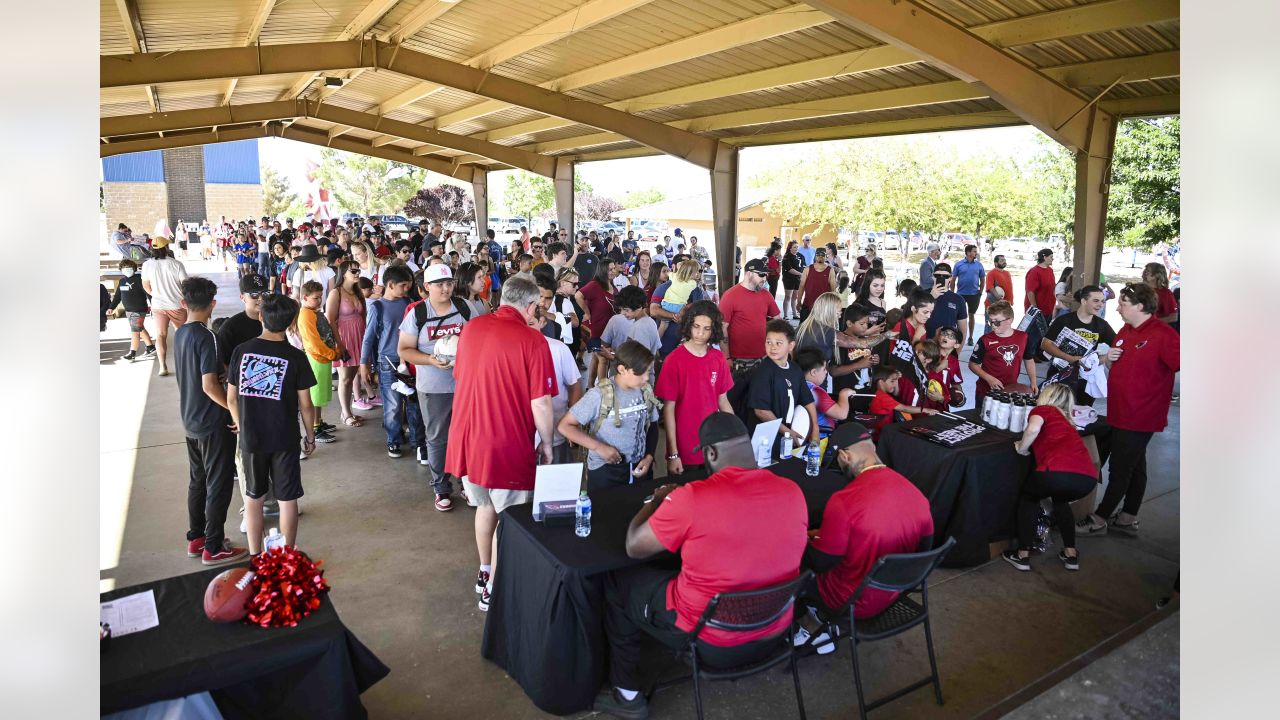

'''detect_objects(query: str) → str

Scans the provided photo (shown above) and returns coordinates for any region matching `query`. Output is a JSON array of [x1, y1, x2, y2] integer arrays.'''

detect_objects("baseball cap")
[[828, 422, 873, 452], [151, 235, 170, 249], [695, 412, 749, 453], [239, 273, 269, 293], [424, 264, 454, 283], [744, 258, 769, 275]]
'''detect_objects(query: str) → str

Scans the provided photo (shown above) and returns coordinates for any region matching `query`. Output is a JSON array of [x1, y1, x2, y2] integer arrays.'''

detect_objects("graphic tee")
[[174, 322, 231, 439], [1042, 313, 1116, 365], [971, 330, 1030, 397], [399, 300, 470, 394], [228, 338, 317, 453]]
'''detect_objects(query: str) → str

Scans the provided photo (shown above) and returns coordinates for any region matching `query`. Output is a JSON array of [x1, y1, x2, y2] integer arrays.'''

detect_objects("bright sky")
[[257, 125, 1046, 214]]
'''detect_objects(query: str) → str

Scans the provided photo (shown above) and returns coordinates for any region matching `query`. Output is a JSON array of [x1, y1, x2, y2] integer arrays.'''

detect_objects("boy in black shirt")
[[227, 294, 318, 555], [173, 277, 247, 565], [747, 318, 818, 458], [109, 258, 156, 361]]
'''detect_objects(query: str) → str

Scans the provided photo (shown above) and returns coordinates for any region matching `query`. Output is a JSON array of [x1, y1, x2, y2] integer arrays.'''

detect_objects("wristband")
[[666, 453, 680, 461]]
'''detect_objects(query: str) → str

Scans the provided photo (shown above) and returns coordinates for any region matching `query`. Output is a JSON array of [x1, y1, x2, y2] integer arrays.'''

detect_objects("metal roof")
[[99, 0, 1179, 177]]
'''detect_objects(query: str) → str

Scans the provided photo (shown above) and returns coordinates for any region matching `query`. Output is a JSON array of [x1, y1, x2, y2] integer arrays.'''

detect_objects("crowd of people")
[[103, 216, 1179, 717]]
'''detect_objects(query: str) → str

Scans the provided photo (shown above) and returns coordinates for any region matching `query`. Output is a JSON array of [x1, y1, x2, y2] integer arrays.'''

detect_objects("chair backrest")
[[851, 536, 956, 600], [693, 571, 814, 637]]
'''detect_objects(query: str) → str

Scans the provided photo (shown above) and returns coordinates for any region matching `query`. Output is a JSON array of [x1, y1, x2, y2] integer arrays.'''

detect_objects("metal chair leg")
[[691, 646, 705, 720], [788, 630, 808, 720], [923, 614, 943, 706], [848, 631, 868, 720]]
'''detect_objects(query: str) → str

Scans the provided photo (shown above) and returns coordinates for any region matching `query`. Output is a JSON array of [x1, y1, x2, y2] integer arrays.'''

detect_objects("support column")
[[471, 167, 488, 241], [1072, 108, 1118, 287], [554, 157, 575, 237], [710, 142, 739, 295]]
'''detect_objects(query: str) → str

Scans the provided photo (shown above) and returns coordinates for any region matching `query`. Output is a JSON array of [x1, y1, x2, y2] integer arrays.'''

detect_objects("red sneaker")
[[202, 539, 250, 566], [187, 537, 206, 558], [434, 493, 454, 512]]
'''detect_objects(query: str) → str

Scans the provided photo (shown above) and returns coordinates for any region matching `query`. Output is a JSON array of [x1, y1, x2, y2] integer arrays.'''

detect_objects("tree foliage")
[[1106, 117, 1179, 249], [621, 187, 665, 208], [578, 192, 625, 221], [502, 171, 591, 221], [404, 184, 475, 225], [312, 149, 426, 217], [261, 165, 298, 219]]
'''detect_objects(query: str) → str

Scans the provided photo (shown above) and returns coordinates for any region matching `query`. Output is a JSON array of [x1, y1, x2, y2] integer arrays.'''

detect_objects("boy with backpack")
[[360, 265, 423, 459], [397, 264, 472, 512], [558, 340, 661, 492]]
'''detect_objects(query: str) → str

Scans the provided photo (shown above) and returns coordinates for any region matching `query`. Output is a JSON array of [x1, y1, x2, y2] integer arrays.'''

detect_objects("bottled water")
[[575, 491, 592, 538], [756, 438, 772, 468], [805, 443, 821, 477], [264, 528, 286, 553]]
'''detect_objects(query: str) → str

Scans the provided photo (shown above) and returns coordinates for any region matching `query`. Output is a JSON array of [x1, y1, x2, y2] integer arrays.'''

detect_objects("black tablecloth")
[[101, 565, 389, 719], [877, 410, 1109, 568], [481, 459, 847, 715]]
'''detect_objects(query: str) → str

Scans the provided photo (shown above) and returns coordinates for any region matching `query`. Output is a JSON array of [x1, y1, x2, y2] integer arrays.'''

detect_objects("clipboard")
[[531, 463, 584, 521]]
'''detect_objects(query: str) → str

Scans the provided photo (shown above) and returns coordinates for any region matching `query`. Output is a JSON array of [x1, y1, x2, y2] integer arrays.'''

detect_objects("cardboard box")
[[1069, 435, 1103, 523]]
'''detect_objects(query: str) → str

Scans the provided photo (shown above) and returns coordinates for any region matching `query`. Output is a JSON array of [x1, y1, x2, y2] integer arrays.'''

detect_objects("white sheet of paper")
[[100, 589, 159, 638], [532, 463, 584, 521], [751, 418, 783, 463]]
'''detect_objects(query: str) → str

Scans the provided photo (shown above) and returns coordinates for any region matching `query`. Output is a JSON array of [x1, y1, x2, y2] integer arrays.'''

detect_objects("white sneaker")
[[417, 447, 429, 466], [239, 515, 247, 534]]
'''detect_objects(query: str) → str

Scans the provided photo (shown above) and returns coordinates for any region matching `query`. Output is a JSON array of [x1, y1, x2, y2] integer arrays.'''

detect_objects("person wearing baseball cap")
[[791, 421, 933, 653], [719, 257, 780, 367], [595, 412, 808, 718]]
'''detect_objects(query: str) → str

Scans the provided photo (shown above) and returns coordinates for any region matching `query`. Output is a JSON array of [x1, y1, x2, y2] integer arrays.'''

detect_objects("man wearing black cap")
[[595, 413, 808, 719], [216, 273, 286, 524], [791, 422, 932, 652], [719, 257, 780, 366]]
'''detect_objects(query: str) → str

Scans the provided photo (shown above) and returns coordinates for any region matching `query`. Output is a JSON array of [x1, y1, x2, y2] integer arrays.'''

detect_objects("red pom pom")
[[244, 546, 331, 628]]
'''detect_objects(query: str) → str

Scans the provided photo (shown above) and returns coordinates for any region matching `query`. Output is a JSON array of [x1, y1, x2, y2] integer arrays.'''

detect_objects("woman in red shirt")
[[1077, 283, 1179, 538], [764, 241, 782, 300], [1142, 262, 1179, 325], [796, 247, 836, 323], [1005, 383, 1097, 572]]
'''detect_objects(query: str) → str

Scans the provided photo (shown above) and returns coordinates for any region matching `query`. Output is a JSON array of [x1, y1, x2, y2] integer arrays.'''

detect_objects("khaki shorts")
[[462, 477, 533, 514]]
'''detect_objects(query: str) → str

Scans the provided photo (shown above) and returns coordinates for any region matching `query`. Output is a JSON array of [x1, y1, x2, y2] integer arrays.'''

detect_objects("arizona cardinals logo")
[[1134, 340, 1149, 349], [998, 344, 1018, 365]]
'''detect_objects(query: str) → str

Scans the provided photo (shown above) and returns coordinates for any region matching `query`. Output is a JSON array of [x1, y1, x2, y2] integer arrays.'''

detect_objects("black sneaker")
[[417, 446, 429, 466], [1002, 549, 1031, 572], [1076, 516, 1108, 537], [387, 443, 403, 458], [1109, 517, 1140, 537], [1058, 550, 1080, 571], [317, 421, 337, 433], [121, 350, 137, 362], [592, 687, 650, 720], [475, 569, 490, 594], [314, 429, 337, 444], [141, 345, 157, 359]]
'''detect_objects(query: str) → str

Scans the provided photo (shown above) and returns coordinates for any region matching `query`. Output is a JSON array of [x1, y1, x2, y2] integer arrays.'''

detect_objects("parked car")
[[501, 217, 527, 234], [340, 212, 363, 225], [369, 214, 411, 234]]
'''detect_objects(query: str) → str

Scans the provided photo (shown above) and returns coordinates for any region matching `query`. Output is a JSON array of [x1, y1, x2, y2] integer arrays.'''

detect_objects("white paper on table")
[[100, 589, 159, 637], [532, 463, 584, 521], [751, 418, 783, 462]]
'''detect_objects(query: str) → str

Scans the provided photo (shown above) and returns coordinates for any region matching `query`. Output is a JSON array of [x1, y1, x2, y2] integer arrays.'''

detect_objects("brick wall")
[[205, 183, 264, 225], [162, 147, 207, 231], [102, 182, 167, 242]]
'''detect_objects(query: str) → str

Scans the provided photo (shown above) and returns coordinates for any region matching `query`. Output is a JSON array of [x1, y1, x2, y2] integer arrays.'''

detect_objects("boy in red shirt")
[[868, 366, 936, 439], [969, 300, 1037, 405]]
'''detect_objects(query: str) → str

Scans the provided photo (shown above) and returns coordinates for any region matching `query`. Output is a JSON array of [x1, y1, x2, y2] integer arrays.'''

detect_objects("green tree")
[[1106, 117, 1180, 249], [503, 171, 591, 221], [621, 187, 665, 209], [312, 148, 426, 217], [261, 165, 298, 219]]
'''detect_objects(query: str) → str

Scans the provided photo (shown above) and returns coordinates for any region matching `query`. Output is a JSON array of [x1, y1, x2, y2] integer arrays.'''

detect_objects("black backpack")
[[413, 297, 472, 330]]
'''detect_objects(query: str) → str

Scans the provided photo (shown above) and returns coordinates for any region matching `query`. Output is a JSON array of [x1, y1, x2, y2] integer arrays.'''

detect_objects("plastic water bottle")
[[756, 438, 772, 468], [805, 443, 821, 477], [575, 491, 592, 538], [264, 528, 286, 553]]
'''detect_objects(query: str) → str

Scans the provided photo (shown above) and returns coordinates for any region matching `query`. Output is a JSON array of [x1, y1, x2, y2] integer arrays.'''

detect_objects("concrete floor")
[[100, 269, 1179, 719]]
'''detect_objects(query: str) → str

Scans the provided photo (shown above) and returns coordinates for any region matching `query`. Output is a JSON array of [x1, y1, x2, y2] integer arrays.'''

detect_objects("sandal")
[[342, 414, 364, 427]]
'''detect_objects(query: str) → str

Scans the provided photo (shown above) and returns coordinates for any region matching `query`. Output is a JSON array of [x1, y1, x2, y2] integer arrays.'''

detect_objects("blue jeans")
[[379, 360, 423, 448], [257, 252, 271, 277]]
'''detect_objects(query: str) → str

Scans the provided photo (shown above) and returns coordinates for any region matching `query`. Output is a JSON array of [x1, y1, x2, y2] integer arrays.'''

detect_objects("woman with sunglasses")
[[552, 267, 584, 355], [327, 260, 371, 425]]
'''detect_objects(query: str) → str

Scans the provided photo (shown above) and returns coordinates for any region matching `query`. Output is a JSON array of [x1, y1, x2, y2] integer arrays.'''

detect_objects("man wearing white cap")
[[919, 242, 942, 291]]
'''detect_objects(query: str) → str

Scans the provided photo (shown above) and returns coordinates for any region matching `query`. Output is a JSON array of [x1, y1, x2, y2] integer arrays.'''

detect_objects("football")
[[204, 567, 255, 623], [434, 334, 459, 363]]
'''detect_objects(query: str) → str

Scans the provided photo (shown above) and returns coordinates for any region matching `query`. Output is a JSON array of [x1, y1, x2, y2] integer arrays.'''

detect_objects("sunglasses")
[[992, 317, 1012, 326], [245, 291, 263, 299]]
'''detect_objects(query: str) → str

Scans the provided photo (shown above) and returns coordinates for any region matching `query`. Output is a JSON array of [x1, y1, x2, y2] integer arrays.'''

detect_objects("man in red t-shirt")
[[1024, 248, 1056, 319], [793, 421, 932, 652], [595, 413, 807, 718], [444, 276, 558, 612], [719, 258, 780, 361], [1077, 283, 1179, 539]]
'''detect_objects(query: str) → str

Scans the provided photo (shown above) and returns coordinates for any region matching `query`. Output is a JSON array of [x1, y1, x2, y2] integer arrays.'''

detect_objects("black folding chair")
[[824, 537, 955, 720], [655, 570, 814, 720]]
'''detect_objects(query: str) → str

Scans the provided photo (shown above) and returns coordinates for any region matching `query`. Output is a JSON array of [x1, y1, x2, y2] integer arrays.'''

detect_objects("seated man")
[[795, 422, 934, 652], [595, 413, 809, 719]]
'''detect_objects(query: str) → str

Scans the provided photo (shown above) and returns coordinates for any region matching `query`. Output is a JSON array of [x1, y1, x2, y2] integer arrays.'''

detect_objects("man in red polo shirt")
[[719, 258, 780, 363], [1024, 247, 1056, 319], [793, 422, 933, 653], [594, 413, 807, 718], [1077, 282, 1179, 538], [445, 276, 557, 612]]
